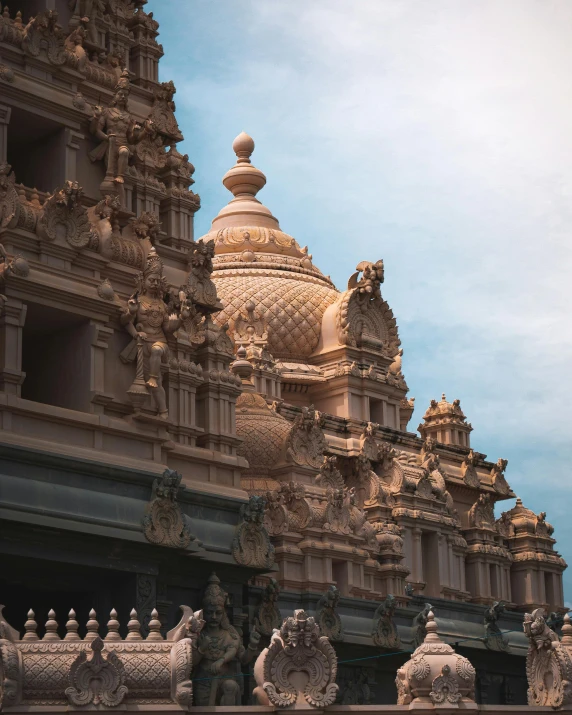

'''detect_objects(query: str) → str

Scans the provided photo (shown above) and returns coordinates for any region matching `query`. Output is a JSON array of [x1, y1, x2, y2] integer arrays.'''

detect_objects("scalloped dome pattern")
[[236, 392, 292, 474], [213, 273, 339, 359]]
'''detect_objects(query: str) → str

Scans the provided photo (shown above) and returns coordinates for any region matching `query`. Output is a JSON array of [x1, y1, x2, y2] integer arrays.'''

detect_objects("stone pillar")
[[411, 528, 423, 583], [64, 129, 84, 183], [89, 322, 114, 414], [0, 104, 11, 164], [0, 298, 27, 395]]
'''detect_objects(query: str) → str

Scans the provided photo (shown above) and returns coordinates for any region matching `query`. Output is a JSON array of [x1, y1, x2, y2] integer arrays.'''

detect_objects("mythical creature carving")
[[187, 238, 221, 310], [192, 573, 260, 705], [148, 80, 183, 142], [36, 181, 93, 249], [523, 608, 572, 708], [253, 609, 339, 707], [315, 586, 343, 642], [120, 248, 191, 417], [279, 482, 313, 530], [285, 405, 327, 470], [336, 259, 400, 357], [0, 164, 37, 233], [89, 70, 154, 191], [263, 489, 289, 536], [397, 610, 476, 707], [255, 579, 282, 637], [484, 601, 509, 652], [65, 637, 128, 707], [231, 495, 275, 569], [322, 488, 352, 534], [496, 511, 516, 539], [359, 421, 379, 461], [372, 594, 400, 649], [461, 449, 481, 488], [22, 10, 67, 66], [491, 458, 510, 495], [315, 455, 345, 490], [468, 493, 496, 530], [142, 469, 194, 548], [130, 211, 161, 244]]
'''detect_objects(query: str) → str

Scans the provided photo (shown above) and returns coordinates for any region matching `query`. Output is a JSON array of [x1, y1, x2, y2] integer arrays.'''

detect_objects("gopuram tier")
[[0, 0, 566, 708]]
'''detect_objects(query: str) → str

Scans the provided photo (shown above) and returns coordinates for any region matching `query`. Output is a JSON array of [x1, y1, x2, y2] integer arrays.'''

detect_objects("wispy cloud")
[[154, 0, 572, 593]]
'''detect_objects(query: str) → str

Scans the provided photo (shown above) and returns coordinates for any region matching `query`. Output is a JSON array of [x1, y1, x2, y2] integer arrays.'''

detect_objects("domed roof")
[[199, 133, 339, 360], [235, 391, 292, 491]]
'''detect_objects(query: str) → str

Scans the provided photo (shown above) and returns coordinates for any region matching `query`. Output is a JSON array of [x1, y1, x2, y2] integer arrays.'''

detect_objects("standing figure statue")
[[192, 573, 260, 705], [89, 70, 154, 188], [120, 248, 190, 418]]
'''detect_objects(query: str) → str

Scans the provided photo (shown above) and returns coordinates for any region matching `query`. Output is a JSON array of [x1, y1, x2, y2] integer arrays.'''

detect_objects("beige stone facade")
[[0, 0, 567, 709]]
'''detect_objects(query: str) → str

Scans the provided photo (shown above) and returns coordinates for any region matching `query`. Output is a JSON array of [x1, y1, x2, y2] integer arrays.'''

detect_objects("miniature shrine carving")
[[253, 609, 339, 707], [372, 594, 401, 649], [231, 495, 275, 569], [142, 468, 194, 548]]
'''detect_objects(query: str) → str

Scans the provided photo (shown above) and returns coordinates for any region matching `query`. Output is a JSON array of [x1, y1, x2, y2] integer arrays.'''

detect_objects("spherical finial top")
[[233, 131, 255, 164]]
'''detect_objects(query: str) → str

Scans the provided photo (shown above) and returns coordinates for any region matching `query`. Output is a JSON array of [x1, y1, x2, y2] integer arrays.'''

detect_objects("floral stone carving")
[[315, 455, 344, 490], [66, 636, 128, 707], [372, 594, 401, 649], [285, 405, 327, 469], [253, 609, 339, 707], [22, 10, 67, 66], [36, 181, 93, 248], [142, 469, 195, 548], [523, 608, 572, 709], [232, 495, 275, 569], [396, 610, 476, 707], [315, 585, 343, 642]]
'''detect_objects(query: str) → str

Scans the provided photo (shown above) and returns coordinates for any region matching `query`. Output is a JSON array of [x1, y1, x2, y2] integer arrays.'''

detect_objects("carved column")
[[64, 129, 84, 183], [411, 527, 423, 583], [89, 322, 114, 414], [0, 298, 27, 395], [0, 104, 11, 164]]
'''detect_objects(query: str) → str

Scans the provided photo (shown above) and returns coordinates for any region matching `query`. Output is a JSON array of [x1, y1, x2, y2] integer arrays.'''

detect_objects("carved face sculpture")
[[144, 272, 162, 298], [114, 88, 129, 109], [203, 604, 224, 627]]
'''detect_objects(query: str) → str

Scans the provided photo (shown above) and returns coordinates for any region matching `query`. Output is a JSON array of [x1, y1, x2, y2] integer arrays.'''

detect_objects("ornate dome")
[[235, 391, 291, 492], [199, 133, 339, 360]]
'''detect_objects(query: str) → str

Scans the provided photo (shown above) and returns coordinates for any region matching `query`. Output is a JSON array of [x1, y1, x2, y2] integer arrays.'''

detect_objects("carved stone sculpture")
[[255, 579, 282, 637], [253, 609, 339, 707], [22, 10, 67, 66], [142, 468, 194, 548], [187, 238, 222, 311], [491, 458, 510, 495], [461, 449, 481, 488], [89, 70, 154, 193], [484, 601, 509, 652], [359, 421, 380, 461], [468, 493, 496, 530], [285, 405, 327, 469], [148, 80, 183, 143], [231, 495, 275, 569], [412, 603, 433, 648], [396, 610, 476, 707], [315, 455, 345, 490], [372, 594, 401, 649], [315, 585, 343, 642], [36, 181, 93, 249], [120, 247, 191, 417], [523, 608, 572, 709], [192, 573, 260, 705], [65, 637, 128, 706]]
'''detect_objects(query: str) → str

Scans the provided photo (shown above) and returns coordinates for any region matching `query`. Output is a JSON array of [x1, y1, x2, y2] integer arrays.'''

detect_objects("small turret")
[[418, 393, 472, 447]]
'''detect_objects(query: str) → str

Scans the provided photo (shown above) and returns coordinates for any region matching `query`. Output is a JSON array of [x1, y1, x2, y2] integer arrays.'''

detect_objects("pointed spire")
[[105, 608, 121, 641], [126, 608, 142, 641], [23, 609, 39, 641], [43, 609, 60, 641], [424, 610, 441, 643], [64, 609, 80, 641], [84, 608, 99, 641], [146, 608, 163, 641]]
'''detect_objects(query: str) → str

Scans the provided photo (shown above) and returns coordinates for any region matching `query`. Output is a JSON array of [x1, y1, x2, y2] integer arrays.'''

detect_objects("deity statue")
[[120, 247, 190, 418], [192, 573, 260, 705], [68, 0, 105, 45], [89, 70, 154, 188]]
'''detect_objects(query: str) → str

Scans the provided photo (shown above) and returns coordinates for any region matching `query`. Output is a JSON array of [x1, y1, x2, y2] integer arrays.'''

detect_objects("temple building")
[[0, 0, 567, 709]]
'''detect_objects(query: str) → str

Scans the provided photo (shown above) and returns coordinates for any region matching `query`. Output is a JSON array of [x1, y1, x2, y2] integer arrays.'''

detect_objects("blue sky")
[[152, 0, 572, 601]]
